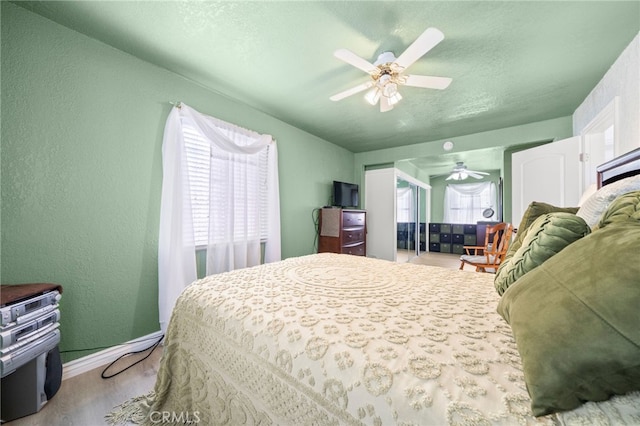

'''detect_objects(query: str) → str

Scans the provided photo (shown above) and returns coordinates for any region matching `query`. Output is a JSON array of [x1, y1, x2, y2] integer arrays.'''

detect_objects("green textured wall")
[[1, 3, 354, 362]]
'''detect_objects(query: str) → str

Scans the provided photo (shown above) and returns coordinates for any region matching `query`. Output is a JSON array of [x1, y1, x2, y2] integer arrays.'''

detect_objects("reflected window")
[[444, 182, 496, 224]]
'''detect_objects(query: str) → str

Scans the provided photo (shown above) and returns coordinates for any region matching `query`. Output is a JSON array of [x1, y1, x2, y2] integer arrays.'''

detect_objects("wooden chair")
[[459, 222, 514, 273]]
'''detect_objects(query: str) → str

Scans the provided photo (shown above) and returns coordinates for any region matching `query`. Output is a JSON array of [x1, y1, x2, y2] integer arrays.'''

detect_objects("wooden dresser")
[[318, 208, 366, 256]]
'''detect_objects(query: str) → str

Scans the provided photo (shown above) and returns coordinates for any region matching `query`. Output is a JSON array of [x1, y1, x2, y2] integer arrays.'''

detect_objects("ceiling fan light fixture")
[[378, 74, 391, 86], [364, 87, 381, 105], [446, 162, 488, 180], [450, 171, 468, 180], [388, 91, 403, 106], [382, 82, 398, 98]]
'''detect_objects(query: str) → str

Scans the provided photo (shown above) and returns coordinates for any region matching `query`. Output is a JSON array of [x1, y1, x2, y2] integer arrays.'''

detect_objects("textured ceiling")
[[16, 1, 639, 162]]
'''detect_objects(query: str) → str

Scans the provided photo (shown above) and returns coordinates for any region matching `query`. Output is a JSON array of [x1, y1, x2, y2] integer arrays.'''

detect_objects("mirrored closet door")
[[396, 178, 427, 263], [365, 168, 430, 262]]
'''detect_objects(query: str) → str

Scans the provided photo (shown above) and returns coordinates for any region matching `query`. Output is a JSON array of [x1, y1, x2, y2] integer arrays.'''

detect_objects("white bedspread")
[[111, 253, 640, 425]]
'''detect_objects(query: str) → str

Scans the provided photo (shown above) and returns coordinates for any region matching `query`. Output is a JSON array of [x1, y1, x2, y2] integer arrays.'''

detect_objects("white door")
[[365, 169, 397, 261], [512, 136, 581, 227]]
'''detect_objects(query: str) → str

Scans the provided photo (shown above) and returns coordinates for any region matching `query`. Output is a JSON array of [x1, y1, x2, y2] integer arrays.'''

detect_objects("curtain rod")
[[170, 101, 275, 144]]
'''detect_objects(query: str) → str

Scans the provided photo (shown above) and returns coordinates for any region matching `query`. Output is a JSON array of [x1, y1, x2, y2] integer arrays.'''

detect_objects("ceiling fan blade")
[[394, 27, 445, 70], [403, 75, 452, 90], [380, 96, 393, 112], [330, 80, 375, 101], [334, 49, 379, 74], [468, 172, 485, 179], [445, 174, 455, 181]]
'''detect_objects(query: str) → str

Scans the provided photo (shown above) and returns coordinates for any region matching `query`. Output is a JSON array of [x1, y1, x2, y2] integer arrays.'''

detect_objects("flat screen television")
[[332, 181, 359, 208]]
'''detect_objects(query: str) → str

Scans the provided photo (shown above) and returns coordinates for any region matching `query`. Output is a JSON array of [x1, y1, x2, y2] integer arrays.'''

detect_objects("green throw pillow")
[[597, 190, 640, 229], [505, 202, 579, 265], [494, 212, 590, 295], [497, 222, 640, 416]]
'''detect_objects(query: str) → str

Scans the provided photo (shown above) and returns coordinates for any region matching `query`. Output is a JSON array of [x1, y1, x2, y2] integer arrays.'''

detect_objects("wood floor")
[[5, 347, 162, 426], [4, 252, 460, 425], [399, 249, 462, 269]]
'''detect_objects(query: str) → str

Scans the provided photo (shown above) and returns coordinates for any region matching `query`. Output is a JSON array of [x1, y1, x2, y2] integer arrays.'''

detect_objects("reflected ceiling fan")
[[330, 27, 452, 112], [446, 162, 489, 180]]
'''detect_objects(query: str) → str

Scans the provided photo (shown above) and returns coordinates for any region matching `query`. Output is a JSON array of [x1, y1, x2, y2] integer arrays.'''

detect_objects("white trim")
[[395, 169, 431, 190], [580, 97, 618, 136], [580, 97, 619, 189], [62, 330, 163, 381]]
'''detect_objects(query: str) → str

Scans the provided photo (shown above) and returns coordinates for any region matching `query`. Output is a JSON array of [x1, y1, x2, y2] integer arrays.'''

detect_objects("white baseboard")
[[62, 330, 163, 381]]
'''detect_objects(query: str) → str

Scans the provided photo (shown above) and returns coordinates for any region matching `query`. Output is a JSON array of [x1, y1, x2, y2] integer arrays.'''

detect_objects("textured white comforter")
[[111, 253, 640, 425]]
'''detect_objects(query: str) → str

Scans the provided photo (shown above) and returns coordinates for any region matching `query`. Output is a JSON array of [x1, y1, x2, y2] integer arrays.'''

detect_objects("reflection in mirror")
[[396, 178, 426, 263]]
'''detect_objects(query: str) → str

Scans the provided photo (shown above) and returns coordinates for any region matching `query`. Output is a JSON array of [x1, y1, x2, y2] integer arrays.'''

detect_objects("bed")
[[109, 149, 640, 425]]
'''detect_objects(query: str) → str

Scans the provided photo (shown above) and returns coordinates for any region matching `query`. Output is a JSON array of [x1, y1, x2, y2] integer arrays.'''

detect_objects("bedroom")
[[1, 1, 639, 424]]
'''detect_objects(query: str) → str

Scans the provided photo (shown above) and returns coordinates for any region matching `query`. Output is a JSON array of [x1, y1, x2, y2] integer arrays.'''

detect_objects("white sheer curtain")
[[443, 181, 496, 224], [158, 103, 281, 333], [396, 187, 414, 223]]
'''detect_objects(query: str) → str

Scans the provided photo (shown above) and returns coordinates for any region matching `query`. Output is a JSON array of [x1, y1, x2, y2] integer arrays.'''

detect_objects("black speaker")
[[1, 346, 62, 422], [44, 346, 62, 399]]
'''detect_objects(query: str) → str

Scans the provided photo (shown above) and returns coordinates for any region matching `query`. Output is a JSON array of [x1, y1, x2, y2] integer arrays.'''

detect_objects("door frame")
[[580, 97, 619, 188]]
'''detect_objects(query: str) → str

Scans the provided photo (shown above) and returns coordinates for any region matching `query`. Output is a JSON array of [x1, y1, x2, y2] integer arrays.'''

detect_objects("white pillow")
[[578, 183, 597, 207], [576, 175, 640, 227]]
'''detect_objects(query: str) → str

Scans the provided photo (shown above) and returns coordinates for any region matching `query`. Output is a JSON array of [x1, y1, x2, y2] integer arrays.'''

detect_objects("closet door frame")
[[365, 168, 430, 262]]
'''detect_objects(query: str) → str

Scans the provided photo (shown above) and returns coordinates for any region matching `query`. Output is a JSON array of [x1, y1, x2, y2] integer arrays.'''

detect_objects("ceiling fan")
[[446, 162, 489, 180], [329, 27, 452, 112]]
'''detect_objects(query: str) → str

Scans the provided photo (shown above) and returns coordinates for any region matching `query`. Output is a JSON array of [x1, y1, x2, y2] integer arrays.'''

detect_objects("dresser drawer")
[[341, 242, 365, 256], [342, 211, 365, 228], [341, 227, 365, 245]]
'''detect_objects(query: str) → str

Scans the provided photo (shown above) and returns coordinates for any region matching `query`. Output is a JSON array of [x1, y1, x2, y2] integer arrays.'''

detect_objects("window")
[[159, 102, 280, 332], [444, 182, 497, 224], [182, 122, 269, 247]]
